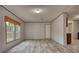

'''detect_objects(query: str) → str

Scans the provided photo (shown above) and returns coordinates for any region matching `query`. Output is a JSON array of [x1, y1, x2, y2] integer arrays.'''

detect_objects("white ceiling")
[[68, 5, 79, 20], [3, 5, 74, 22]]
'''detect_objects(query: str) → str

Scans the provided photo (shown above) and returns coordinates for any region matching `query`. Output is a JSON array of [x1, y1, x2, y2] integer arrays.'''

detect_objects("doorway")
[[66, 20, 73, 44], [44, 24, 51, 40]]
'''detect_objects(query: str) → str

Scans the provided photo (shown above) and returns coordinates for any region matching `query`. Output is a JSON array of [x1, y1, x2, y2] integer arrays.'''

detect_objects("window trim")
[[4, 16, 21, 26]]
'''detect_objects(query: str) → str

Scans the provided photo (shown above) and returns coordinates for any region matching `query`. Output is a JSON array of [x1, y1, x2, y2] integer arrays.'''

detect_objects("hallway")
[[67, 39, 79, 52], [7, 39, 78, 53]]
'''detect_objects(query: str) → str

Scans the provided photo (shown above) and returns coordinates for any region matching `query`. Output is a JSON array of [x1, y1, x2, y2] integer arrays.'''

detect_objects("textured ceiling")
[[3, 5, 74, 22], [68, 5, 79, 20]]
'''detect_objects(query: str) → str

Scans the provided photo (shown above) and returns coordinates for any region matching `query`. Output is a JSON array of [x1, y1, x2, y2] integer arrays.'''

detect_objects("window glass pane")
[[6, 22, 15, 43], [16, 25, 21, 39]]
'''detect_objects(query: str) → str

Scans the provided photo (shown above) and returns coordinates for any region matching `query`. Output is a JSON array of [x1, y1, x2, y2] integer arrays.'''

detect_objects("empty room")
[[0, 5, 79, 53]]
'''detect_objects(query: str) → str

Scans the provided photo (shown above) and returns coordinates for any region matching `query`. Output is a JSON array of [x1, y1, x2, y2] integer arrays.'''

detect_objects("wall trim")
[[50, 23, 52, 40], [25, 22, 50, 23], [0, 5, 25, 23], [25, 39, 51, 40], [50, 12, 67, 23], [63, 13, 67, 46]]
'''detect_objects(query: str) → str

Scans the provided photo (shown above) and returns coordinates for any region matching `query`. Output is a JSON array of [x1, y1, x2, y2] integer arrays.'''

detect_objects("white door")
[[45, 24, 51, 39]]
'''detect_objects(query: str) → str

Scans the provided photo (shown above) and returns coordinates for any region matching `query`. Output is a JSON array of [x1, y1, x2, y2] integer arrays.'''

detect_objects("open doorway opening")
[[66, 16, 79, 44], [70, 20, 79, 45], [66, 18, 73, 45], [66, 18, 79, 50]]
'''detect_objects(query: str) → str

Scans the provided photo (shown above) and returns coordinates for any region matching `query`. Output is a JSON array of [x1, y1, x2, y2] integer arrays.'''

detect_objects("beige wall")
[[51, 13, 66, 45], [72, 21, 79, 39], [0, 6, 25, 52], [25, 23, 50, 39]]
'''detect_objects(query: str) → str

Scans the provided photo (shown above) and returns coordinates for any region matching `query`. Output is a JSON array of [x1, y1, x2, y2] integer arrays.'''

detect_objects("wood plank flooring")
[[7, 39, 79, 53]]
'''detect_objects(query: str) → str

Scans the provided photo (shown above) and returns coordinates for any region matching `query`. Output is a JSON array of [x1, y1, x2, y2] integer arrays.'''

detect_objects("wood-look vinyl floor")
[[7, 39, 79, 53]]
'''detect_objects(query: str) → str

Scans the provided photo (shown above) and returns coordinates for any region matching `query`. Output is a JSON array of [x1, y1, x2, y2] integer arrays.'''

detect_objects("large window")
[[5, 16, 21, 43], [16, 25, 21, 39], [6, 22, 15, 43]]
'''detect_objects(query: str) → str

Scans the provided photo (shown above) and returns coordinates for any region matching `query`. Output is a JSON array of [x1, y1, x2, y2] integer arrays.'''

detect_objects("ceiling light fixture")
[[34, 8, 41, 14]]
